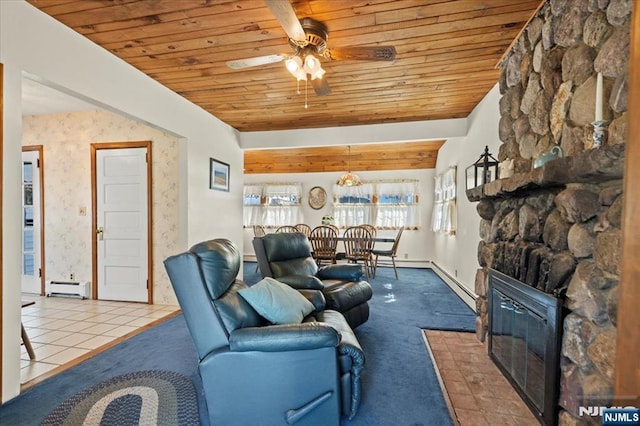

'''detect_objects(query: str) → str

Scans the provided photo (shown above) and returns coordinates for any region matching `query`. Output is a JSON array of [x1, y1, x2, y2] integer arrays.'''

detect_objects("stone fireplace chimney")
[[468, 1, 631, 424]]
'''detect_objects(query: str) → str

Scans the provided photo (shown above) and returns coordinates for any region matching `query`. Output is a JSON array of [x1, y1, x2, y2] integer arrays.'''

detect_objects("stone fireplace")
[[468, 1, 630, 424]]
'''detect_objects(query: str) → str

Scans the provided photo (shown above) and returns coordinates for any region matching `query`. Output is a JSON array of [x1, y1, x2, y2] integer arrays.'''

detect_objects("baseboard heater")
[[46, 281, 90, 299]]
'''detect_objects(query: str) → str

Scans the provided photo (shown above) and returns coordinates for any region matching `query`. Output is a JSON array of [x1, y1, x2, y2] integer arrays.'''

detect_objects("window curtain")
[[332, 183, 374, 227], [375, 181, 419, 229], [243, 183, 303, 228], [243, 184, 264, 227], [431, 167, 457, 235], [332, 180, 419, 229]]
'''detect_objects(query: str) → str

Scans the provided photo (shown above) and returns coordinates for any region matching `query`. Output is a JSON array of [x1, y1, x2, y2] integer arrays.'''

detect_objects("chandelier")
[[336, 146, 363, 187]]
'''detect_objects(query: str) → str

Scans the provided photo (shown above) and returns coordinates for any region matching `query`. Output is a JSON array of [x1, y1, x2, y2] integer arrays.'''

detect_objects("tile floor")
[[423, 330, 540, 426], [20, 293, 179, 386]]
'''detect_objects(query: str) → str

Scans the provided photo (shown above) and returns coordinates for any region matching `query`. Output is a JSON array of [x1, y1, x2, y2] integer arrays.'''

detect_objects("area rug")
[[41, 370, 198, 426]]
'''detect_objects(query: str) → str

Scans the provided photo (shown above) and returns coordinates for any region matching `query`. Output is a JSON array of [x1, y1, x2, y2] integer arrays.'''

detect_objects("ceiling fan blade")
[[311, 78, 331, 97], [264, 0, 307, 46], [226, 54, 287, 70], [325, 46, 397, 61]]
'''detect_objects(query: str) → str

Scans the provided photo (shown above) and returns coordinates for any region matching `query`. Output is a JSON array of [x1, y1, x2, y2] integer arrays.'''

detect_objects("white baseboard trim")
[[429, 261, 477, 312]]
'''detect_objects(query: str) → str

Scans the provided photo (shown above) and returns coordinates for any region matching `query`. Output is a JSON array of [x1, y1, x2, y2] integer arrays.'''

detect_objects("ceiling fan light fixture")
[[285, 56, 302, 73], [303, 53, 325, 80], [303, 53, 319, 71], [310, 67, 325, 80], [285, 56, 307, 81]]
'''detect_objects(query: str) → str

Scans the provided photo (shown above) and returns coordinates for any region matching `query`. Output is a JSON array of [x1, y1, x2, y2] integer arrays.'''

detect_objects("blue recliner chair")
[[164, 239, 365, 425], [253, 232, 373, 329]]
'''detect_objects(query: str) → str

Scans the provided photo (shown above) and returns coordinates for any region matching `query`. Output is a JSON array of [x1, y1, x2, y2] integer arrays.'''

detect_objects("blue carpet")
[[0, 264, 476, 425], [242, 264, 476, 426]]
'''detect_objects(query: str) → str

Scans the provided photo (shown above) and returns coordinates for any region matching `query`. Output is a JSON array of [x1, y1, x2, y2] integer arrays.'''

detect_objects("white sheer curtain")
[[243, 183, 303, 228], [332, 180, 419, 229], [374, 181, 420, 229], [332, 183, 374, 227], [243, 184, 264, 227], [431, 167, 457, 235]]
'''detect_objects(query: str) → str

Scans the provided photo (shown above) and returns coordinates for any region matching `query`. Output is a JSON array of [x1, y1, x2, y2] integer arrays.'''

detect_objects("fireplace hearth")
[[488, 269, 563, 426]]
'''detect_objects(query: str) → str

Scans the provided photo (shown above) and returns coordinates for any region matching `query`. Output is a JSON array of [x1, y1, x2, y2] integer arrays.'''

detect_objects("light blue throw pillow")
[[238, 277, 315, 324]]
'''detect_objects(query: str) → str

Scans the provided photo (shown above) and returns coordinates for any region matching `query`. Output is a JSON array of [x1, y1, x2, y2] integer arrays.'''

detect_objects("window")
[[332, 180, 419, 229], [431, 167, 457, 235], [333, 184, 374, 227], [243, 183, 303, 228], [375, 181, 420, 229]]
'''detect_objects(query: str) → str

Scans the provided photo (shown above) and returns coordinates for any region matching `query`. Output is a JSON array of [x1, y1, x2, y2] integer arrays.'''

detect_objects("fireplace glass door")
[[488, 269, 562, 426], [491, 289, 547, 410]]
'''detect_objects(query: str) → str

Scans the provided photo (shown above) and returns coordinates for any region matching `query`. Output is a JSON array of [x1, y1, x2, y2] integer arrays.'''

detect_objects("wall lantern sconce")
[[466, 146, 499, 190]]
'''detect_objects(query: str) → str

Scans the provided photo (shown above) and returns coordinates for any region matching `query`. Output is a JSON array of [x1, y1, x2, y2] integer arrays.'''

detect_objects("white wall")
[[1, 1, 243, 401], [244, 169, 436, 265], [22, 110, 181, 305], [432, 84, 502, 297]]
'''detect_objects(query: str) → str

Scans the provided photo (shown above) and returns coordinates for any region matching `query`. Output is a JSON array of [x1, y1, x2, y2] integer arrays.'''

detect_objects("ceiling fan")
[[226, 0, 397, 97]]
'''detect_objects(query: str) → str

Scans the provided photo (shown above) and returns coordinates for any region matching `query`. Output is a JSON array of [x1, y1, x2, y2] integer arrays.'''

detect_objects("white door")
[[96, 148, 149, 302], [22, 151, 42, 294]]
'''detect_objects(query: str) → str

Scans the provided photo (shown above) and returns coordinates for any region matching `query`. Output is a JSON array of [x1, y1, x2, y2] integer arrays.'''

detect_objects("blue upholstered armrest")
[[229, 323, 340, 352], [277, 274, 324, 290], [317, 264, 364, 281]]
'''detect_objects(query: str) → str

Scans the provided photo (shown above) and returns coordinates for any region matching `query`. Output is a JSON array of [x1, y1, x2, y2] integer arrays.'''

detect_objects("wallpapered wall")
[[22, 109, 180, 305]]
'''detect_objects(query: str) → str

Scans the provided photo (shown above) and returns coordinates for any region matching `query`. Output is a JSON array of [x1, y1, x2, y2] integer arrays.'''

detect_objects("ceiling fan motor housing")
[[289, 18, 328, 54]]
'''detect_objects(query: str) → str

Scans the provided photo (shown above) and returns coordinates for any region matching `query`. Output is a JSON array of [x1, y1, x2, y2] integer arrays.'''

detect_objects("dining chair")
[[327, 224, 339, 234], [371, 226, 404, 279], [309, 225, 338, 265], [252, 225, 266, 237], [361, 224, 377, 238], [252, 225, 267, 272], [343, 226, 374, 280], [294, 223, 312, 238], [361, 224, 377, 262], [275, 225, 299, 233]]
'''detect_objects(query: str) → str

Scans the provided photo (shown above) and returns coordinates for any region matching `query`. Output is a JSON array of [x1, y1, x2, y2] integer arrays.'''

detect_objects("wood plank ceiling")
[[244, 140, 445, 174], [27, 0, 541, 133]]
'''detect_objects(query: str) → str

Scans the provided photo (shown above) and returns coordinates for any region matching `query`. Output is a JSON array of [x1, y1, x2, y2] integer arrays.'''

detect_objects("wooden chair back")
[[343, 226, 374, 279], [275, 225, 299, 233], [253, 225, 266, 237], [309, 225, 338, 265], [294, 223, 312, 238]]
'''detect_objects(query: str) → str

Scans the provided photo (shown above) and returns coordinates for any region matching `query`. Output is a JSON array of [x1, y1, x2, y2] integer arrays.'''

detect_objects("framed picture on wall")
[[210, 158, 230, 192]]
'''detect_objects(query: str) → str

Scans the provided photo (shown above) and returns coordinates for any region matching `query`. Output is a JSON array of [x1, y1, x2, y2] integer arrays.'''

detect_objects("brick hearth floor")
[[423, 330, 540, 426]]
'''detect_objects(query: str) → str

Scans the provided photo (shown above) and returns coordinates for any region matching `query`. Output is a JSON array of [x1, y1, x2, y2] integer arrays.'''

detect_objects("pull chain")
[[305, 77, 308, 109]]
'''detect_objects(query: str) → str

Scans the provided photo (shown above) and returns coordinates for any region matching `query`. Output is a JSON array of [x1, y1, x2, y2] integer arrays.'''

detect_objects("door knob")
[[97, 226, 104, 240]]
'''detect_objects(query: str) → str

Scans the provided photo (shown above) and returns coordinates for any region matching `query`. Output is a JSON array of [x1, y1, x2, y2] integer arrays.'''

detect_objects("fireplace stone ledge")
[[466, 144, 625, 202]]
